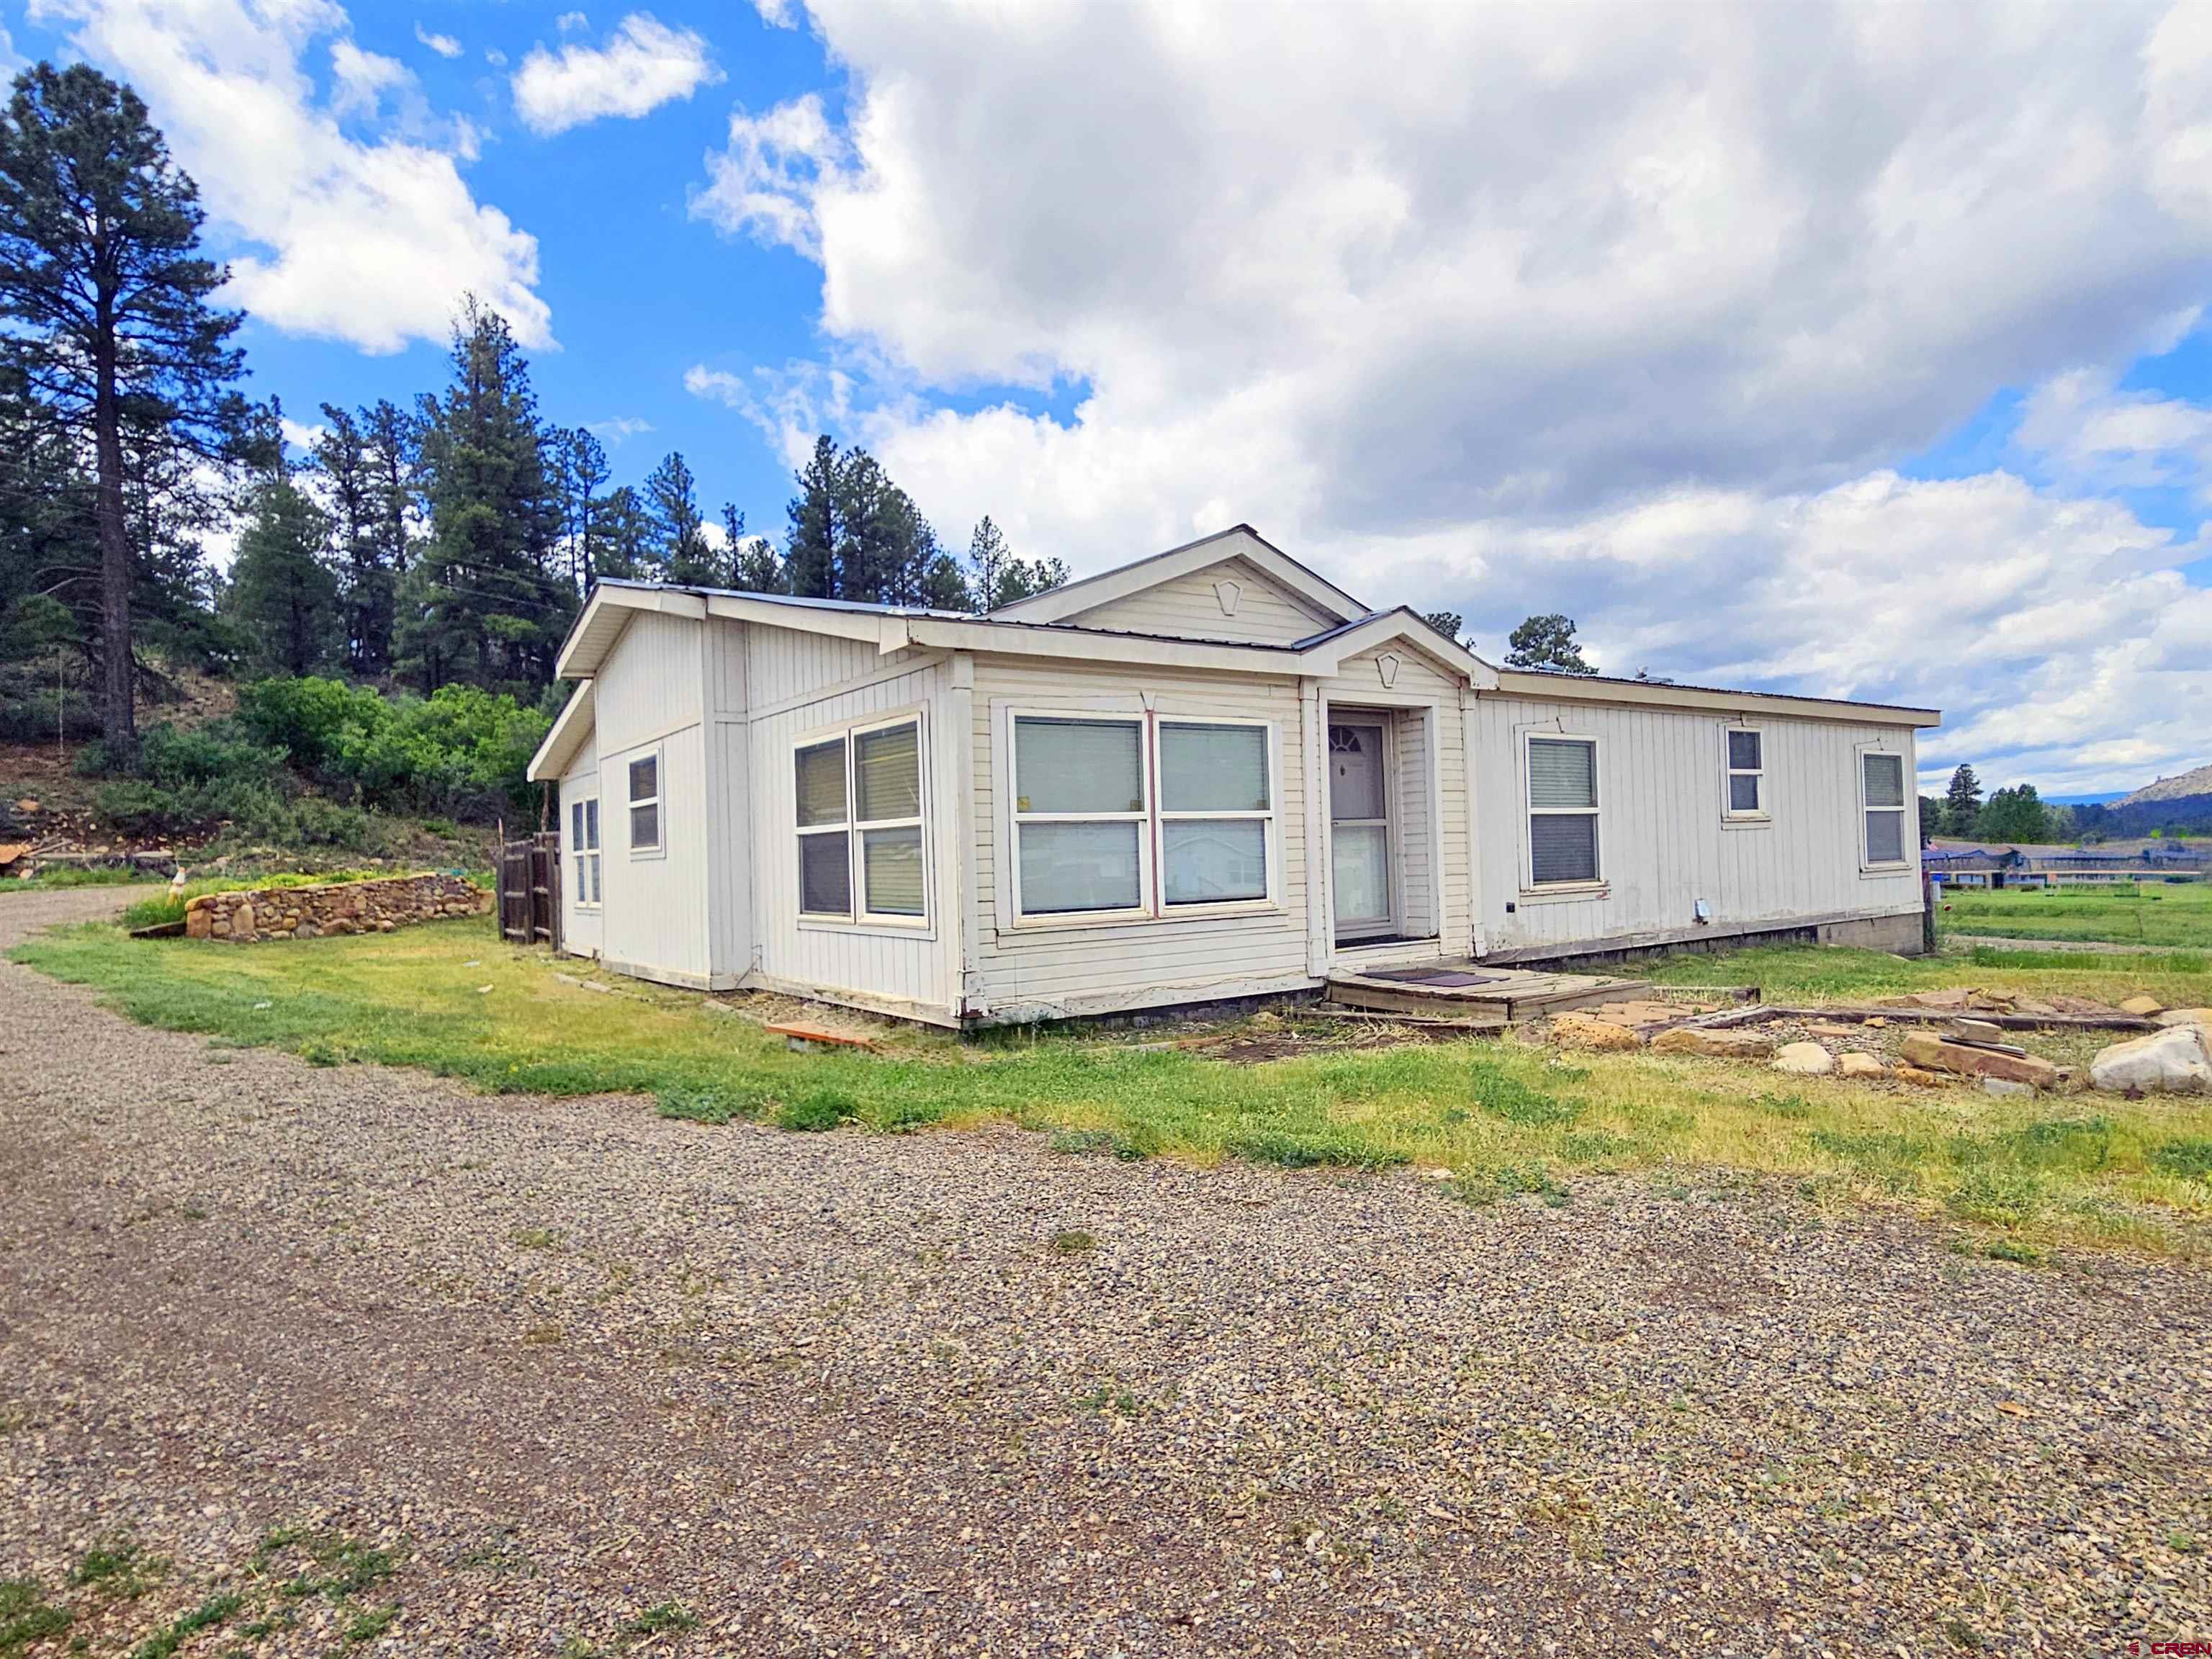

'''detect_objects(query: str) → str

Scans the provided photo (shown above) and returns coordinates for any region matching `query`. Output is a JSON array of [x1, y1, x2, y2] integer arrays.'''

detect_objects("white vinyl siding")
[[1061, 556, 1336, 644], [1470, 698, 1923, 956], [1526, 735, 1601, 886]]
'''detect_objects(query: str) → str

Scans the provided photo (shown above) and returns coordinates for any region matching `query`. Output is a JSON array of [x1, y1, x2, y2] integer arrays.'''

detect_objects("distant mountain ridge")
[[2119, 763, 2212, 806]]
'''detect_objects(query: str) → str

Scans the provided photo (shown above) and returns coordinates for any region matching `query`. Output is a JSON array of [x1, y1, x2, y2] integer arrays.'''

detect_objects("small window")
[[1527, 735, 1600, 886], [793, 716, 928, 925], [795, 737, 850, 917], [1725, 727, 1765, 819], [627, 752, 660, 853], [569, 796, 601, 907], [1012, 716, 1146, 915], [1156, 720, 1272, 905], [1861, 751, 1907, 866]]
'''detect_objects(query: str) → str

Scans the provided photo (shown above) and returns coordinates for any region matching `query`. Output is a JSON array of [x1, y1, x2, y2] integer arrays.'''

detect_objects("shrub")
[[235, 675, 376, 771]]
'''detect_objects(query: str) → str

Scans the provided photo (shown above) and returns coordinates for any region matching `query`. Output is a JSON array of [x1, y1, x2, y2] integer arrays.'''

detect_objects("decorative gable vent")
[[1376, 652, 1402, 689], [1213, 578, 1242, 616]]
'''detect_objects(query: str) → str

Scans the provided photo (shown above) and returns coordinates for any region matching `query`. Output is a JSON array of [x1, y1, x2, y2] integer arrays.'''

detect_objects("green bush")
[[238, 675, 548, 818], [94, 778, 374, 850], [235, 675, 375, 770]]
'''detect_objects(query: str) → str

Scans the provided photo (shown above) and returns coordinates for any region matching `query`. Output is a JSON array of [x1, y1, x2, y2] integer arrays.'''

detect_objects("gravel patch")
[[3, 886, 2210, 1655]]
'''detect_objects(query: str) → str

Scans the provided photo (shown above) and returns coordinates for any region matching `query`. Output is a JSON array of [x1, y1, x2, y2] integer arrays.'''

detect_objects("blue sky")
[[10, 0, 2211, 796]]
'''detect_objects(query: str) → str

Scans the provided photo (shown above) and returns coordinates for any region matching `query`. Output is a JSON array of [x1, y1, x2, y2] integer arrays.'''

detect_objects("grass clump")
[[1050, 1229, 1097, 1254], [624, 1602, 698, 1635], [130, 1592, 242, 1659], [0, 1581, 71, 1655]]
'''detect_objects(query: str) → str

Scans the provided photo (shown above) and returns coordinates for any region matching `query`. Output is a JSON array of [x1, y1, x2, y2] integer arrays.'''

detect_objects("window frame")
[[1857, 745, 1912, 873], [1151, 714, 1280, 913], [1007, 710, 1155, 926], [568, 792, 602, 909], [626, 747, 663, 859], [1521, 729, 1604, 894], [1722, 724, 1769, 826], [793, 708, 932, 935], [999, 704, 1286, 929]]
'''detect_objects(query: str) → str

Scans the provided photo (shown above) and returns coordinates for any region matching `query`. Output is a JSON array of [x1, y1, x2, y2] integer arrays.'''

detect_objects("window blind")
[[855, 724, 920, 821], [796, 739, 847, 827], [1159, 722, 1268, 813], [1530, 813, 1599, 884], [1528, 738, 1596, 809], [1015, 717, 1142, 814]]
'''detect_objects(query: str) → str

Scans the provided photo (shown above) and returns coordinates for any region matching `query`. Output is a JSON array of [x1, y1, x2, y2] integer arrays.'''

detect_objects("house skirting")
[[1487, 905, 1927, 971]]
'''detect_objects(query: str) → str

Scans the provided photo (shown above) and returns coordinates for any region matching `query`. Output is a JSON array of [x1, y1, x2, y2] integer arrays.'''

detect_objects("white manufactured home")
[[527, 526, 1938, 1025]]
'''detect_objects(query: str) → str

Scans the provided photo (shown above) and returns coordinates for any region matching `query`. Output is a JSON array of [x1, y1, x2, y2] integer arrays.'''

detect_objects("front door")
[[1329, 719, 1392, 940]]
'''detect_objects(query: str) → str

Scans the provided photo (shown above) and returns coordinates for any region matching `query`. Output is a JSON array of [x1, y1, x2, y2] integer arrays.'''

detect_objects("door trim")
[[1328, 712, 1397, 943]]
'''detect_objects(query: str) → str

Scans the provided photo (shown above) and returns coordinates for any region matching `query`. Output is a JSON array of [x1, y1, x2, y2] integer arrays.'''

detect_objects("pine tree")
[[833, 447, 902, 602], [783, 433, 840, 599], [0, 61, 251, 768], [1977, 784, 2050, 846], [592, 485, 655, 581], [722, 503, 782, 593], [549, 426, 609, 591], [965, 516, 1009, 613], [1421, 610, 1465, 644], [1503, 613, 1595, 674], [1942, 764, 1983, 838], [408, 295, 570, 690], [225, 406, 337, 678], [310, 403, 398, 673], [646, 450, 716, 586]]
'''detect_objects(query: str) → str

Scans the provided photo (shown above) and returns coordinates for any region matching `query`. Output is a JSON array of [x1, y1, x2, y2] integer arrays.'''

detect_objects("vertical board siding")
[[744, 627, 953, 1018], [1319, 648, 1470, 953], [704, 619, 752, 981], [557, 737, 601, 958], [1471, 694, 1923, 953], [971, 657, 1313, 1017], [1066, 557, 1336, 643], [593, 613, 712, 980]]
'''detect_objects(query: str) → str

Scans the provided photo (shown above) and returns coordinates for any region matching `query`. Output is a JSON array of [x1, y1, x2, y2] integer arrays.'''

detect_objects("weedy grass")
[[1936, 879, 2212, 950], [14, 917, 2212, 1256]]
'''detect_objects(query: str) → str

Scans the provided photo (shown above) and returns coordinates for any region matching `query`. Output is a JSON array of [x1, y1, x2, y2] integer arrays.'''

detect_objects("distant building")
[[1924, 839, 2206, 888]]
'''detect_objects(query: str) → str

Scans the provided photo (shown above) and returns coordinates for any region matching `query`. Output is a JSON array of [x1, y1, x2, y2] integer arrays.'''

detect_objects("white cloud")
[[585, 415, 655, 445], [512, 12, 720, 136], [556, 12, 588, 33], [688, 0, 2212, 792], [35, 0, 550, 354], [412, 22, 461, 59]]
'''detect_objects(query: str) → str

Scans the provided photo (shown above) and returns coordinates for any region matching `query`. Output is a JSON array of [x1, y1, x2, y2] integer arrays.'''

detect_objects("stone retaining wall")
[[184, 873, 485, 941]]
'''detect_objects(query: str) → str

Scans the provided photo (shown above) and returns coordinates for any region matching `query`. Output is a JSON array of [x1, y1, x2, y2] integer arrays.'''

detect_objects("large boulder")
[[2153, 1008, 2212, 1030], [1771, 1042, 1835, 1076], [2120, 994, 2165, 1017], [1650, 1027, 1776, 1060], [1898, 1032, 2059, 1090], [2090, 1025, 2212, 1095]]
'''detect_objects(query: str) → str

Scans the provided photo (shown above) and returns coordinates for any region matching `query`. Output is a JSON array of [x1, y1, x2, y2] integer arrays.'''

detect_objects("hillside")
[[2120, 763, 2212, 806]]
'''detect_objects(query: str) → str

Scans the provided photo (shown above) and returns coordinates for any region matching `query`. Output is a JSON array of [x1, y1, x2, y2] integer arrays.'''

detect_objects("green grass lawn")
[[1936, 880, 2212, 949], [12, 914, 2212, 1260]]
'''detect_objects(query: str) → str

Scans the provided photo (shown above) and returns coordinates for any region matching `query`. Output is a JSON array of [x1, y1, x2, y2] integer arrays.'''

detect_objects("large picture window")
[[1008, 712, 1277, 921], [1861, 750, 1908, 867], [1012, 716, 1148, 915], [569, 796, 601, 907], [1527, 734, 1600, 886], [795, 715, 928, 925], [1156, 720, 1272, 905]]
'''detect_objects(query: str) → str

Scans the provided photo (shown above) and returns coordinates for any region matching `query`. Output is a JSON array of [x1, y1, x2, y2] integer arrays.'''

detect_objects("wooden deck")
[[1324, 961, 1653, 1024]]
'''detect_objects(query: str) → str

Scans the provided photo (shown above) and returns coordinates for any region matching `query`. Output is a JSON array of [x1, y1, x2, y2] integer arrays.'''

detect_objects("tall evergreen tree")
[[1503, 613, 1596, 674], [784, 433, 841, 599], [407, 295, 569, 690], [549, 426, 609, 591], [1977, 783, 2050, 846], [964, 516, 1066, 609], [0, 61, 251, 768], [722, 503, 782, 593], [1943, 763, 1984, 838], [225, 409, 338, 678], [592, 485, 656, 581], [310, 403, 397, 673], [646, 449, 716, 585]]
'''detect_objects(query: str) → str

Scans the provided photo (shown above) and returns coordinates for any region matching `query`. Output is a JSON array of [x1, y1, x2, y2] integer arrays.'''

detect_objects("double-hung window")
[[1156, 720, 1273, 905], [1526, 734, 1601, 886], [1007, 713, 1277, 920], [1011, 716, 1150, 916], [569, 796, 601, 907], [1860, 750, 1908, 868], [1724, 727, 1766, 820], [796, 715, 927, 925], [627, 752, 661, 854]]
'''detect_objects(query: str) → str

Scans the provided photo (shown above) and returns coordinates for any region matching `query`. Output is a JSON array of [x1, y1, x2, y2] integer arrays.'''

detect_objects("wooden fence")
[[498, 832, 562, 950]]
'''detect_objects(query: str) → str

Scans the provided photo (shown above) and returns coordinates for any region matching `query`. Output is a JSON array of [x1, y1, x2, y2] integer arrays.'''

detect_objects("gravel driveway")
[[4, 886, 2209, 1656]]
